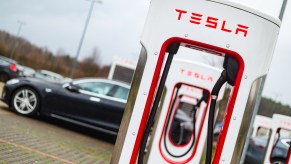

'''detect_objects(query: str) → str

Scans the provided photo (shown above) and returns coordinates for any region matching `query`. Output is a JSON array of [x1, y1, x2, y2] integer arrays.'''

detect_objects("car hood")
[[17, 77, 65, 87]]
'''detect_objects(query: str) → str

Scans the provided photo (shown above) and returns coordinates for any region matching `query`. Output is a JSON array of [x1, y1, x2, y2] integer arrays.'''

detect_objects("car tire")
[[0, 73, 9, 82], [11, 87, 40, 116], [271, 158, 285, 164]]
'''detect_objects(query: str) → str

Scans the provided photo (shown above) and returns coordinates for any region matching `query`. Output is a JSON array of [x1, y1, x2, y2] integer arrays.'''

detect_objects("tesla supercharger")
[[252, 115, 272, 137], [111, 0, 280, 163], [264, 114, 291, 164], [144, 58, 225, 163]]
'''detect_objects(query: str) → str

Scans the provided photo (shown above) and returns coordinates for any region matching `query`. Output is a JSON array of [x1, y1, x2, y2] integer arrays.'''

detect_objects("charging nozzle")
[[206, 56, 239, 164], [211, 70, 228, 97], [223, 56, 239, 86]]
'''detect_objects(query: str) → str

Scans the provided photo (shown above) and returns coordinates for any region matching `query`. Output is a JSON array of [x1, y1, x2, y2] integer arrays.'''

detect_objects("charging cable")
[[138, 43, 180, 164], [205, 71, 227, 164], [205, 57, 239, 164]]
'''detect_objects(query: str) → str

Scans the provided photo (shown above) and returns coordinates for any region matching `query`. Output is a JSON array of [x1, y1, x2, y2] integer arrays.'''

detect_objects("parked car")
[[244, 136, 291, 164], [214, 120, 222, 140], [33, 70, 65, 82], [17, 65, 36, 77], [0, 55, 23, 82], [1, 77, 130, 135]]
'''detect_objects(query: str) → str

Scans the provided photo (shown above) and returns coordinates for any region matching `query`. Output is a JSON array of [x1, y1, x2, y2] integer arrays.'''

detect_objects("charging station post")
[[111, 0, 281, 163], [263, 114, 291, 164]]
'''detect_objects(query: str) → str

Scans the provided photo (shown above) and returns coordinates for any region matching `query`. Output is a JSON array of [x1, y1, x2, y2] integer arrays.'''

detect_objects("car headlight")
[[6, 79, 20, 85]]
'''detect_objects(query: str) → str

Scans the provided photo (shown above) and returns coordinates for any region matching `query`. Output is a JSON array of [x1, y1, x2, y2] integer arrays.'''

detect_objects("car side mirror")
[[67, 83, 80, 93]]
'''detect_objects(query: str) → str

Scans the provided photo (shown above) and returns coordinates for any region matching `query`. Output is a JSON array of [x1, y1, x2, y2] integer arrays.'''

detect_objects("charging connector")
[[205, 56, 239, 164]]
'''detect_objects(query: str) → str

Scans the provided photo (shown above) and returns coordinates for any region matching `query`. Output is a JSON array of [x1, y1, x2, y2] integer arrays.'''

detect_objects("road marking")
[[0, 138, 75, 164]]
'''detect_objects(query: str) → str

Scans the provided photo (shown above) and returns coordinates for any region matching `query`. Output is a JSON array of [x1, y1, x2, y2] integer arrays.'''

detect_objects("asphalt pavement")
[[0, 83, 114, 164]]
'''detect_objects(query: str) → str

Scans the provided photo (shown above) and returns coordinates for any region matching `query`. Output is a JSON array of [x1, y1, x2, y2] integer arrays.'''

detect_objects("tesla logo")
[[175, 9, 249, 37], [279, 120, 291, 128], [180, 68, 214, 82], [181, 85, 203, 94], [261, 121, 271, 126]]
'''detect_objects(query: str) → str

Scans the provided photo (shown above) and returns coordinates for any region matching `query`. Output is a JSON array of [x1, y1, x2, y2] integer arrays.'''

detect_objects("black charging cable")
[[205, 57, 239, 164], [205, 70, 227, 164], [271, 129, 281, 159], [137, 43, 180, 164]]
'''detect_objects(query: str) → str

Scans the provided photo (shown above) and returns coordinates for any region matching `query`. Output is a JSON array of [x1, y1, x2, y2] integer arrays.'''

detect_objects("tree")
[[0, 30, 109, 79], [74, 47, 102, 78]]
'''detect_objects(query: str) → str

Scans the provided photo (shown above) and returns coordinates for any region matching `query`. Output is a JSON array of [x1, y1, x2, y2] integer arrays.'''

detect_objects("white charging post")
[[111, 0, 281, 163], [252, 115, 272, 137], [263, 114, 291, 164]]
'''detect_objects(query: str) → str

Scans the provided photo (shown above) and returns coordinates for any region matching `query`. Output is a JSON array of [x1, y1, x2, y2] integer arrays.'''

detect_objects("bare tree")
[[74, 46, 102, 78]]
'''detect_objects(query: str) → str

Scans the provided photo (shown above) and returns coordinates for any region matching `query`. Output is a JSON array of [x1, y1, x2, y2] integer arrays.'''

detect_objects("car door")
[[46, 82, 105, 124], [100, 84, 129, 128], [47, 80, 127, 132], [74, 82, 129, 132]]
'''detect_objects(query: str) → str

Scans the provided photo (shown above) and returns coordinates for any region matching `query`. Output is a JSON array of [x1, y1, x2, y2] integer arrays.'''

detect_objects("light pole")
[[279, 0, 288, 21], [70, 0, 102, 78], [9, 20, 25, 59], [269, 0, 288, 114]]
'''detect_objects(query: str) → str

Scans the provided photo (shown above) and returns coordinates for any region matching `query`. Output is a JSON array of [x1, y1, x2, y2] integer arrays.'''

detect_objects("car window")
[[112, 86, 129, 100], [76, 82, 115, 96]]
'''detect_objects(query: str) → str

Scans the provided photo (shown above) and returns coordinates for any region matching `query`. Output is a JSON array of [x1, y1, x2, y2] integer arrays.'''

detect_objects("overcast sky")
[[0, 0, 291, 107]]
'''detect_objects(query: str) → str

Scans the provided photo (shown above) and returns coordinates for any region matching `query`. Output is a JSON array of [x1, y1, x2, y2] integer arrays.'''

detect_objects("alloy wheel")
[[13, 88, 38, 115]]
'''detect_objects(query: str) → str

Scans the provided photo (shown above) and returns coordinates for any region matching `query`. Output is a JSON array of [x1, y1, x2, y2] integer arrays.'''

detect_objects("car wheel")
[[11, 87, 40, 116], [271, 158, 285, 164], [0, 73, 9, 82]]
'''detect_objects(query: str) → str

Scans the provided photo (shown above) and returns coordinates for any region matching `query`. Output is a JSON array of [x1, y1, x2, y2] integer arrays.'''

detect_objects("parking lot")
[[0, 83, 114, 163]]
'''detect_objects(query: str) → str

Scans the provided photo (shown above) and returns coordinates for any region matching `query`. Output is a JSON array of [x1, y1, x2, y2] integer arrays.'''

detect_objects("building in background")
[[108, 56, 137, 84]]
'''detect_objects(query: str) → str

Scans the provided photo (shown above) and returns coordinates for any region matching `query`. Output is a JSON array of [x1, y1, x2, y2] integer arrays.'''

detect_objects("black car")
[[244, 136, 291, 164], [1, 77, 130, 135], [0, 55, 23, 82], [214, 120, 222, 140]]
